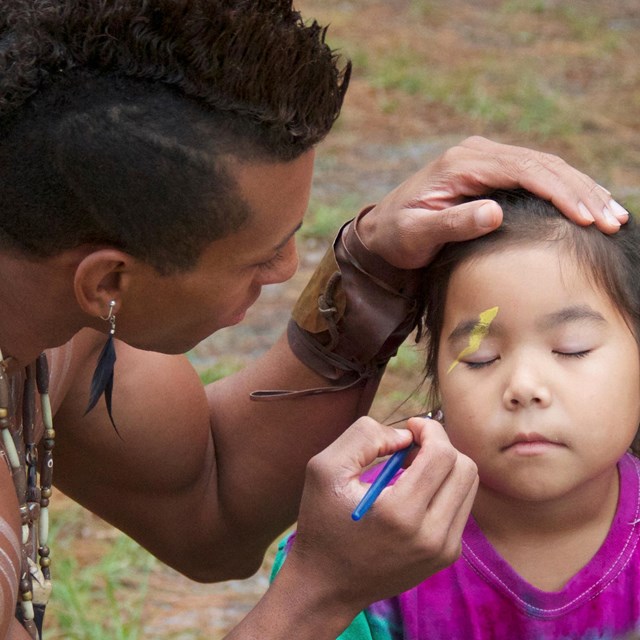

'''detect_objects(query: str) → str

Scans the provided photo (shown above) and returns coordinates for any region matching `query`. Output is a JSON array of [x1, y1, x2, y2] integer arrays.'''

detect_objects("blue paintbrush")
[[351, 441, 416, 521]]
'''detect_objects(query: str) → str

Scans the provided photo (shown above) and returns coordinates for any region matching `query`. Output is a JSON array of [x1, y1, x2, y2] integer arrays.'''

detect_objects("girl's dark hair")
[[0, 0, 351, 273], [420, 189, 640, 454]]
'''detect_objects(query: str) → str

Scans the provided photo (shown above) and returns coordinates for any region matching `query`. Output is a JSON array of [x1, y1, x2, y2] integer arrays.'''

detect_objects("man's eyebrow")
[[537, 304, 607, 330], [273, 222, 303, 252]]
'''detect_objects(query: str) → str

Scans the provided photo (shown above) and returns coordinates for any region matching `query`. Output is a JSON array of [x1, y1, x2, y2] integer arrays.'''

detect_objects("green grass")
[[302, 195, 361, 240], [319, 0, 626, 151], [47, 503, 158, 639], [196, 359, 245, 384], [386, 343, 423, 374], [621, 194, 640, 216], [355, 41, 578, 139], [46, 362, 229, 638]]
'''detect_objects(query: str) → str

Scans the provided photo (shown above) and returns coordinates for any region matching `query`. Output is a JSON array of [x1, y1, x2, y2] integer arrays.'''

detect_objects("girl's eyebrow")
[[537, 304, 607, 330], [447, 317, 502, 345], [447, 304, 607, 345], [446, 306, 499, 373]]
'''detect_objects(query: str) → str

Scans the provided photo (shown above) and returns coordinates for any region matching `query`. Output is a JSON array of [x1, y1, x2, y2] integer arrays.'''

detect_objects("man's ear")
[[73, 249, 134, 318]]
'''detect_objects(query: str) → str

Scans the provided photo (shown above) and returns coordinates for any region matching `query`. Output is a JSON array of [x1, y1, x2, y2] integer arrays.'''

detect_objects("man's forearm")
[[206, 332, 383, 549], [224, 561, 357, 640]]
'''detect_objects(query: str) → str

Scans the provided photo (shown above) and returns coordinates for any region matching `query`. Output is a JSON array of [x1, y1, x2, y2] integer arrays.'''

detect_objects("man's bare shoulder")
[[46, 329, 208, 432], [49, 330, 213, 492]]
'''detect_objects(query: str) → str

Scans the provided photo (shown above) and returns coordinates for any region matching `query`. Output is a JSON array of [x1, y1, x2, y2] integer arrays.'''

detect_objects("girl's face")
[[437, 244, 640, 504]]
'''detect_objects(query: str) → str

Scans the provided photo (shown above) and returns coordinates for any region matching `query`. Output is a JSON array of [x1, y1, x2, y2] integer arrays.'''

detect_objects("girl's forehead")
[[445, 245, 608, 316], [451, 239, 603, 285], [441, 245, 640, 349]]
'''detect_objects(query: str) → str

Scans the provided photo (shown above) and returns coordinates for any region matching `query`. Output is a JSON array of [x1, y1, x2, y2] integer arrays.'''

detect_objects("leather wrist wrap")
[[251, 207, 424, 400]]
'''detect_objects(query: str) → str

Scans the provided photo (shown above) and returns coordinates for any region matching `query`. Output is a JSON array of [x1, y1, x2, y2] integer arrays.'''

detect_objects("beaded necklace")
[[0, 353, 54, 640]]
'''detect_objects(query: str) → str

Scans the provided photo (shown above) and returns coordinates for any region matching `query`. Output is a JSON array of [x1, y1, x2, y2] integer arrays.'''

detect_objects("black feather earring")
[[85, 300, 120, 435]]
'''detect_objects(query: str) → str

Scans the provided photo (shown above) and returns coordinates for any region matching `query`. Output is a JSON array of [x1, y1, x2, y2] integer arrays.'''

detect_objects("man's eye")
[[258, 250, 284, 270]]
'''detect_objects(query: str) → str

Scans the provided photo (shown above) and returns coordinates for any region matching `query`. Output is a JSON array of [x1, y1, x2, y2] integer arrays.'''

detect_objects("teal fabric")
[[271, 536, 399, 640]]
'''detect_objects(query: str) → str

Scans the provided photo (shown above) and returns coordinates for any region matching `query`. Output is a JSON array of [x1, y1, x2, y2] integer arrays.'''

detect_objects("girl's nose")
[[502, 358, 552, 410]]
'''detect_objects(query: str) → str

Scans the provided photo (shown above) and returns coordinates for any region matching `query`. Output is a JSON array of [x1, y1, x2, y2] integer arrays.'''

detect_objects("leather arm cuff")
[[251, 207, 424, 401]]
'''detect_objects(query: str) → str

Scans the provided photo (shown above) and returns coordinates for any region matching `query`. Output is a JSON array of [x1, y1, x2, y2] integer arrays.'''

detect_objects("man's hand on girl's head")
[[357, 136, 628, 271]]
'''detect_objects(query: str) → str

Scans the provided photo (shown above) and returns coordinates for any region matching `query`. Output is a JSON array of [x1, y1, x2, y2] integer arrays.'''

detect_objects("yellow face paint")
[[447, 306, 499, 373]]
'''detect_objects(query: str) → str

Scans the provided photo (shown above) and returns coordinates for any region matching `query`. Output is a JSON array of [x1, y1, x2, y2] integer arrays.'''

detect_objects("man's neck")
[[0, 249, 86, 366]]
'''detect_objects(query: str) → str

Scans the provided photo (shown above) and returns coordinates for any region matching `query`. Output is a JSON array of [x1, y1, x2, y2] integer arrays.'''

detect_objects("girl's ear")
[[73, 249, 133, 318]]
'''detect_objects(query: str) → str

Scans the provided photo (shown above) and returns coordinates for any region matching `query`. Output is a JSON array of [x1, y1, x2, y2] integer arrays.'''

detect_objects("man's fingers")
[[380, 417, 469, 512], [371, 419, 478, 568], [309, 417, 413, 479], [455, 137, 628, 232], [293, 416, 478, 604], [422, 452, 478, 534], [361, 136, 629, 271], [389, 437, 476, 525], [417, 464, 479, 565], [376, 200, 502, 269]]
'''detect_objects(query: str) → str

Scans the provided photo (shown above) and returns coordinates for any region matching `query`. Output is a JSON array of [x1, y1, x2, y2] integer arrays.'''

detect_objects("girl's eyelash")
[[554, 350, 591, 359], [464, 350, 591, 369], [464, 358, 498, 370]]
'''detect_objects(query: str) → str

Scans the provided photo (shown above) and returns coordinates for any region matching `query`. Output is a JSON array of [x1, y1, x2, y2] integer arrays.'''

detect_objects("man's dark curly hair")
[[0, 0, 351, 273]]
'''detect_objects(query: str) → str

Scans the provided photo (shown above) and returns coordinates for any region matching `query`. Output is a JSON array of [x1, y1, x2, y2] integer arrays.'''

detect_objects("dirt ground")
[[50, 2, 640, 637]]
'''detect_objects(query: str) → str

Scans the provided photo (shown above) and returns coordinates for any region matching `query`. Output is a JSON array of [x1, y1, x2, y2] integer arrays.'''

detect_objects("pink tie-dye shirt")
[[273, 453, 640, 639]]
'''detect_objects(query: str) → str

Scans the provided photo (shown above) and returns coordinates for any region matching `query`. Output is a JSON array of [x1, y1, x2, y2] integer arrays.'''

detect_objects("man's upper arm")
[[48, 328, 371, 580], [50, 330, 221, 578]]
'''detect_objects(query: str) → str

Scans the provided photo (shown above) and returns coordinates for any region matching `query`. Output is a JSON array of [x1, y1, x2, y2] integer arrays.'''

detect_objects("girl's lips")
[[514, 432, 551, 443], [502, 433, 565, 454]]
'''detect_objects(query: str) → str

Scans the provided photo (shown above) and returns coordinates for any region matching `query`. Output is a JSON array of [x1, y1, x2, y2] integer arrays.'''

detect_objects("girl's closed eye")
[[553, 349, 592, 359], [463, 355, 499, 369], [552, 336, 596, 360]]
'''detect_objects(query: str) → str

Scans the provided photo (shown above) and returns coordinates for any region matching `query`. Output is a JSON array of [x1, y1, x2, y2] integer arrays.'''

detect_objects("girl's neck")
[[472, 464, 620, 591]]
